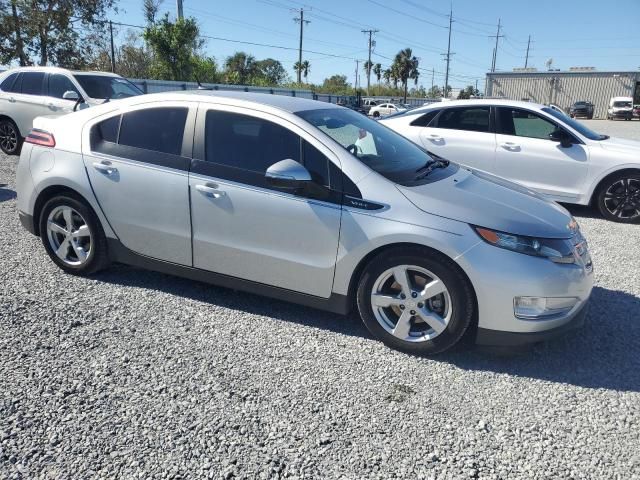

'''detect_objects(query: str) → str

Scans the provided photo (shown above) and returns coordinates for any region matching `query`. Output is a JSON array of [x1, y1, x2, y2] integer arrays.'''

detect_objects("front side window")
[[119, 108, 187, 156], [497, 108, 557, 139], [48, 74, 80, 99], [296, 108, 459, 186], [20, 72, 45, 95], [435, 107, 490, 133]]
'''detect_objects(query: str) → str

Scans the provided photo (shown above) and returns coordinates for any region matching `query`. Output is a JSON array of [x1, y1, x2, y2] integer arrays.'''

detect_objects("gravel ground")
[[1, 121, 640, 479]]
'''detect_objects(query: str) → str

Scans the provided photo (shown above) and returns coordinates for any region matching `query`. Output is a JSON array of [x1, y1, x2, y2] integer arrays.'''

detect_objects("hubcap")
[[0, 123, 18, 153], [604, 178, 640, 220], [46, 206, 92, 266], [370, 265, 452, 343]]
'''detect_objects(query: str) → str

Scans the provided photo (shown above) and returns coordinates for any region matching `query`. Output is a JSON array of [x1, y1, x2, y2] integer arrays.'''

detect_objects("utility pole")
[[362, 29, 379, 96], [431, 67, 434, 93], [490, 18, 503, 72], [109, 20, 116, 73], [354, 60, 359, 91], [441, 7, 454, 99], [293, 9, 310, 84], [524, 35, 531, 68], [176, 0, 183, 20]]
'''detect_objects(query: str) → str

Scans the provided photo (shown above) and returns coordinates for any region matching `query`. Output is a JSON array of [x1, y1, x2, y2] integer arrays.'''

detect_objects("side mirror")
[[549, 129, 573, 148], [62, 90, 79, 101], [265, 159, 311, 190]]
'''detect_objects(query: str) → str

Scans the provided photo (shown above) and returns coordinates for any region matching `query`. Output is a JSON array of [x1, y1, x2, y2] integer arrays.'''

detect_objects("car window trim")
[[495, 106, 583, 145]]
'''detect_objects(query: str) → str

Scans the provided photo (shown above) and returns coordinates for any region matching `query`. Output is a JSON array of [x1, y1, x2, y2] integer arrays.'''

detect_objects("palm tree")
[[383, 68, 391, 85], [301, 60, 310, 82], [363, 60, 373, 94], [224, 52, 256, 84], [373, 63, 382, 87], [393, 48, 420, 102]]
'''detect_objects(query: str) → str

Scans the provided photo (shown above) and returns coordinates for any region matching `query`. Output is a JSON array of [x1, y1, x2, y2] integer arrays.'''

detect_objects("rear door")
[[494, 107, 589, 201], [44, 73, 82, 115], [189, 105, 342, 297], [82, 102, 196, 265], [9, 71, 47, 135], [419, 105, 496, 172]]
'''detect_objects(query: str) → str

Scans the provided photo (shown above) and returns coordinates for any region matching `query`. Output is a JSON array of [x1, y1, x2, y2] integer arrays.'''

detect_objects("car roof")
[[0, 66, 122, 77], [120, 90, 340, 113], [398, 98, 548, 115]]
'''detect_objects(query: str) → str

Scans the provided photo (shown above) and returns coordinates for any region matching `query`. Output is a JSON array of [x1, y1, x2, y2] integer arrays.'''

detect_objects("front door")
[[493, 107, 589, 201], [419, 105, 496, 173], [82, 103, 195, 265], [189, 106, 342, 298], [44, 73, 82, 115]]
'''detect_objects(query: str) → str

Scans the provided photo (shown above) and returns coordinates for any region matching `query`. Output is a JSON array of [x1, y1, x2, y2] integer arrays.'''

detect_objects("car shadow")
[[0, 184, 17, 203], [97, 265, 640, 393], [561, 203, 602, 220]]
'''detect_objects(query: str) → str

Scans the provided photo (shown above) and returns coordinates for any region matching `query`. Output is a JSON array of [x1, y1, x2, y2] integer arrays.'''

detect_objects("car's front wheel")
[[0, 118, 21, 155], [357, 247, 475, 355], [596, 172, 640, 223], [39, 195, 110, 274]]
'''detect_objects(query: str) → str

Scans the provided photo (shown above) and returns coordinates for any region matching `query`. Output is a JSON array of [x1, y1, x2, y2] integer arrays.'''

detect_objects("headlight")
[[473, 226, 575, 263]]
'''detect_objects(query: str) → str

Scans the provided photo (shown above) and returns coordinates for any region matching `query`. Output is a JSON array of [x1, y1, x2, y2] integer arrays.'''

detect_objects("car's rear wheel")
[[39, 195, 110, 274], [373, 111, 380, 118], [596, 172, 640, 223], [0, 119, 21, 155], [357, 247, 474, 355]]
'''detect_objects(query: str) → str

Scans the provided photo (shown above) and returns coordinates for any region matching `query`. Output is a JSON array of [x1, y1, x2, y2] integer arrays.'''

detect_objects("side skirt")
[[107, 239, 352, 315]]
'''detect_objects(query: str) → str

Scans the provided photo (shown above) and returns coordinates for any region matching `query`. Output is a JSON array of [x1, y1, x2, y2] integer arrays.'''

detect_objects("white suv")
[[0, 67, 142, 155]]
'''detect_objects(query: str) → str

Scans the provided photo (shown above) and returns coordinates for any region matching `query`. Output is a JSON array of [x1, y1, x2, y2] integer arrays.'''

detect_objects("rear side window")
[[119, 107, 188, 156], [96, 115, 120, 144], [435, 107, 490, 133], [20, 72, 45, 95], [205, 110, 300, 173], [410, 109, 440, 127], [48, 74, 80, 99], [0, 73, 19, 92]]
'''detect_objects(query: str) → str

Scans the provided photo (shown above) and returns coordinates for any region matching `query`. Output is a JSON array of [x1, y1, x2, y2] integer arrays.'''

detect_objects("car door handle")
[[500, 142, 520, 150], [8, 97, 15, 103], [93, 161, 118, 175], [47, 102, 56, 110], [195, 183, 226, 198], [429, 134, 443, 140]]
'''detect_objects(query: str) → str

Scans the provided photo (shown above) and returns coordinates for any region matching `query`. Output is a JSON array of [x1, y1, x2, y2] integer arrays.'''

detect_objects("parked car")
[[0, 66, 142, 155], [381, 99, 640, 223], [633, 105, 640, 120], [361, 98, 379, 115], [607, 96, 633, 120], [16, 91, 593, 354], [369, 102, 408, 118], [569, 101, 594, 119]]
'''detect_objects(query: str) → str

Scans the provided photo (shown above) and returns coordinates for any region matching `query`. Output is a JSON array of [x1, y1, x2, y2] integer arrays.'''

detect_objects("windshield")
[[613, 101, 632, 108], [296, 107, 447, 184], [73, 74, 142, 99], [574, 102, 587, 106], [542, 107, 606, 141]]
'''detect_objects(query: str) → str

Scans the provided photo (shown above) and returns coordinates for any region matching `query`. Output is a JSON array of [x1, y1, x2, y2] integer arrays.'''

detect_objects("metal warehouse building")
[[485, 69, 640, 119]]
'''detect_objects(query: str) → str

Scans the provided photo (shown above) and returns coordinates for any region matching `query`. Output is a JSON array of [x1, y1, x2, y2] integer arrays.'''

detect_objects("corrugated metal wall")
[[486, 72, 639, 118]]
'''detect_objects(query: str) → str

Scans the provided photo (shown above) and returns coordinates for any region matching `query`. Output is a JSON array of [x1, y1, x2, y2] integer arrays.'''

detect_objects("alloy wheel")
[[370, 265, 452, 342], [603, 178, 640, 221], [46, 206, 92, 266], [0, 122, 18, 154]]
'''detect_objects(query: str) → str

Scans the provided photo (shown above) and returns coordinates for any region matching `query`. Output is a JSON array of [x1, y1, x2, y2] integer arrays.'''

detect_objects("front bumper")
[[609, 111, 632, 119]]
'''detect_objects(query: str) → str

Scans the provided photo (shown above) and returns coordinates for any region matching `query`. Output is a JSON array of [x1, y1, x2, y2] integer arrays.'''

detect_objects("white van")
[[607, 96, 633, 120]]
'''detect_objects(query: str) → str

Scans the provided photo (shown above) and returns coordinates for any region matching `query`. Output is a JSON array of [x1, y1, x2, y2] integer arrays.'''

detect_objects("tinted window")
[[0, 73, 19, 92], [96, 115, 120, 144], [73, 74, 142, 99], [48, 74, 80, 99], [435, 107, 490, 132], [410, 109, 440, 127], [541, 107, 603, 140], [20, 72, 45, 95], [303, 141, 330, 187], [119, 108, 187, 156], [205, 111, 300, 173], [497, 108, 556, 139]]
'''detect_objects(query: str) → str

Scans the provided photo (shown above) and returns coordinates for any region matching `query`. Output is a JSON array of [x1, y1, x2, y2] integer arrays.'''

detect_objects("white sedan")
[[369, 103, 407, 118], [381, 99, 640, 223]]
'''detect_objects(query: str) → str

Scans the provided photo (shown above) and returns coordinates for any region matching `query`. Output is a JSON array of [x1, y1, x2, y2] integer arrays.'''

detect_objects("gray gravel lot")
[[1, 120, 640, 479]]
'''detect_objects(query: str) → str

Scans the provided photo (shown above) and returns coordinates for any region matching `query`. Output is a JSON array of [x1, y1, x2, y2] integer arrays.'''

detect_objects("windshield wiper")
[[415, 159, 449, 180], [599, 134, 610, 140]]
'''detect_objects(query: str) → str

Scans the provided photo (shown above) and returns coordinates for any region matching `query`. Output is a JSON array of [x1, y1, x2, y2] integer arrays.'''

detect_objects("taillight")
[[25, 129, 55, 147]]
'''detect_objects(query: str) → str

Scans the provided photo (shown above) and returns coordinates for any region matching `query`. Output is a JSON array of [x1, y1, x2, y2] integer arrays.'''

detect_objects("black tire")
[[0, 118, 22, 155], [356, 247, 475, 355], [39, 194, 110, 275], [595, 171, 640, 224], [373, 111, 380, 118]]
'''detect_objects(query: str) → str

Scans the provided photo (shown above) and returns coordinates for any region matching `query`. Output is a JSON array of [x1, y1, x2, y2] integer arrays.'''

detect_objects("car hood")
[[599, 136, 640, 153], [397, 167, 574, 239]]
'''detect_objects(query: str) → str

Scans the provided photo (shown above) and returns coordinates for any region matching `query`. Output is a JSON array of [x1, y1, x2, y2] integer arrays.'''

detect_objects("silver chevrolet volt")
[[16, 91, 594, 354]]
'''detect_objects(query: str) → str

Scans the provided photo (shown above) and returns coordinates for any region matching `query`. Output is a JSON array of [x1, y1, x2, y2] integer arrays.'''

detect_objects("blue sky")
[[113, 0, 640, 89]]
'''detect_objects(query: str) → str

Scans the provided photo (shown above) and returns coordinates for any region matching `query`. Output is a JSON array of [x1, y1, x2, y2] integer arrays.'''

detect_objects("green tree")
[[143, 0, 163, 24], [427, 85, 441, 98], [321, 74, 351, 94], [301, 60, 310, 82], [144, 14, 203, 81], [224, 51, 257, 84], [0, 0, 116, 67], [393, 48, 420, 102], [373, 63, 382, 86], [254, 58, 288, 85]]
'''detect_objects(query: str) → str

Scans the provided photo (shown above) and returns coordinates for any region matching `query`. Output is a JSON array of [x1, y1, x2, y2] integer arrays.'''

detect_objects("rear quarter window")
[[0, 73, 20, 92]]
